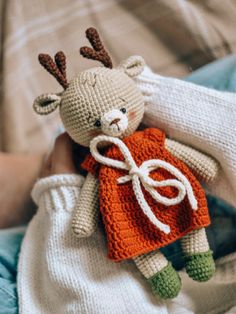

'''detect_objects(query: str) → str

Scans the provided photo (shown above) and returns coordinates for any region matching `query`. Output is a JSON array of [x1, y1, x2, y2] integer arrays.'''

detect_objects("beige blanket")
[[1, 0, 236, 153]]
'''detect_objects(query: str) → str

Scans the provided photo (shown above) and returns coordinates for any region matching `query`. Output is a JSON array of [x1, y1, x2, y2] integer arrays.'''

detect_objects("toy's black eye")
[[120, 108, 126, 114], [94, 119, 101, 128]]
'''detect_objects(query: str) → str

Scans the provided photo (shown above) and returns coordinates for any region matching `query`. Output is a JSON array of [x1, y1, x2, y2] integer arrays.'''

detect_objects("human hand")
[[41, 133, 77, 178]]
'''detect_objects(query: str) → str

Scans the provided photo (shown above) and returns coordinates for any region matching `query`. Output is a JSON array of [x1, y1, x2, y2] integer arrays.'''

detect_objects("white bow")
[[90, 135, 198, 234]]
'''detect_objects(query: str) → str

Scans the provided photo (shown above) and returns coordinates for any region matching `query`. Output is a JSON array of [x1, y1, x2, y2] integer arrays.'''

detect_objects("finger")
[[52, 133, 74, 164], [51, 133, 77, 174], [41, 151, 53, 178]]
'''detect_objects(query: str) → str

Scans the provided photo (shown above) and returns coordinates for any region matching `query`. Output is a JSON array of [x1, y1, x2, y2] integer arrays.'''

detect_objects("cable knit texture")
[[82, 128, 210, 261], [137, 66, 236, 206]]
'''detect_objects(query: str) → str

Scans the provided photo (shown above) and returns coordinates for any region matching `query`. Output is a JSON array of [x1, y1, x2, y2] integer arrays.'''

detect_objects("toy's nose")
[[110, 118, 121, 126]]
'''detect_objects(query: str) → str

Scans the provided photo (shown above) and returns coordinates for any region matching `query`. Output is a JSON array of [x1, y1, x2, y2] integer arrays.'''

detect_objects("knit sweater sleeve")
[[31, 174, 85, 213], [18, 172, 170, 314], [136, 66, 236, 207]]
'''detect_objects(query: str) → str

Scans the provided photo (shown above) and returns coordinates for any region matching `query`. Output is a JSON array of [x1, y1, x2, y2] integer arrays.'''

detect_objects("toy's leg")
[[181, 228, 215, 281], [133, 250, 181, 299]]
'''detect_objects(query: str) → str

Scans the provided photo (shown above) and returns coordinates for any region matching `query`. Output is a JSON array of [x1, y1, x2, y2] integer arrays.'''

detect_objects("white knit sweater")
[[18, 174, 236, 314], [137, 67, 236, 207], [18, 174, 168, 313]]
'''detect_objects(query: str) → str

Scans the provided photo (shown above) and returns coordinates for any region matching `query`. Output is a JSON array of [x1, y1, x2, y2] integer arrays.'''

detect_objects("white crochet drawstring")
[[90, 135, 198, 234]]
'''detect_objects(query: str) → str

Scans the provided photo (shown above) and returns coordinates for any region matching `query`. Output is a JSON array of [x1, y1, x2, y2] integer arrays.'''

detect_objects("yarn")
[[82, 128, 210, 261], [147, 263, 181, 299], [33, 27, 216, 300], [80, 27, 113, 69], [134, 251, 168, 278], [184, 250, 215, 281], [38, 51, 68, 89], [90, 134, 198, 234]]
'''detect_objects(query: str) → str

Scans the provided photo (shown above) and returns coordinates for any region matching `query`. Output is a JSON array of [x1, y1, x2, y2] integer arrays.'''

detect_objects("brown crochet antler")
[[80, 27, 113, 69], [38, 51, 68, 89]]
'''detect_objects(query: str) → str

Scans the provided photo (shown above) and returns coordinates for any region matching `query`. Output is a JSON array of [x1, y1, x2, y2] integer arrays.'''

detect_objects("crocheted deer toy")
[[33, 27, 219, 299]]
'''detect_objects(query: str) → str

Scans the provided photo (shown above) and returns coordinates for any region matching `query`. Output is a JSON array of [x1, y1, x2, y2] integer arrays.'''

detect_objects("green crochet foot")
[[147, 263, 181, 299], [184, 250, 215, 282]]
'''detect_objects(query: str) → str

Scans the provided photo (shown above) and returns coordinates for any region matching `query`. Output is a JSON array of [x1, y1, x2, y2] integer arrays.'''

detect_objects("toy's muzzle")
[[101, 109, 128, 137]]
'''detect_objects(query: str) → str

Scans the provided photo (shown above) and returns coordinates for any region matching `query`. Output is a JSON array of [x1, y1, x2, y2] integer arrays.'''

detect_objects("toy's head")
[[34, 28, 145, 147]]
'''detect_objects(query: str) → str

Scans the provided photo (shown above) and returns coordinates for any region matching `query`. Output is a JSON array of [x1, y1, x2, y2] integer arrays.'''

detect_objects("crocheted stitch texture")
[[82, 128, 210, 261], [184, 250, 215, 281], [59, 66, 144, 147], [147, 263, 181, 299]]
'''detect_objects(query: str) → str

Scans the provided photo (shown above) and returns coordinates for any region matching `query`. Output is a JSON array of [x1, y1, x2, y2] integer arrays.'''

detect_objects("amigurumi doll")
[[33, 27, 219, 299]]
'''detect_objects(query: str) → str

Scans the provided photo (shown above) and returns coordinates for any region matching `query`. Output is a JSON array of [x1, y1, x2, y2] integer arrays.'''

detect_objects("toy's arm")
[[165, 138, 220, 183], [72, 172, 99, 237]]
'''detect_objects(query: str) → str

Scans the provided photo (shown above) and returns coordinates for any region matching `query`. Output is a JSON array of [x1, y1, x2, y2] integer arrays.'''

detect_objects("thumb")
[[51, 133, 77, 175]]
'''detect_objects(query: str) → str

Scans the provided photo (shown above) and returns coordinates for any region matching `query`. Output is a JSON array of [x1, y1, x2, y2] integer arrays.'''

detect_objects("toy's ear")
[[118, 56, 145, 77], [33, 93, 61, 115]]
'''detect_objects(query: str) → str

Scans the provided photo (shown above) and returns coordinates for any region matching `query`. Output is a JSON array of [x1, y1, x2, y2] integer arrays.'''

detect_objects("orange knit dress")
[[82, 128, 210, 262]]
